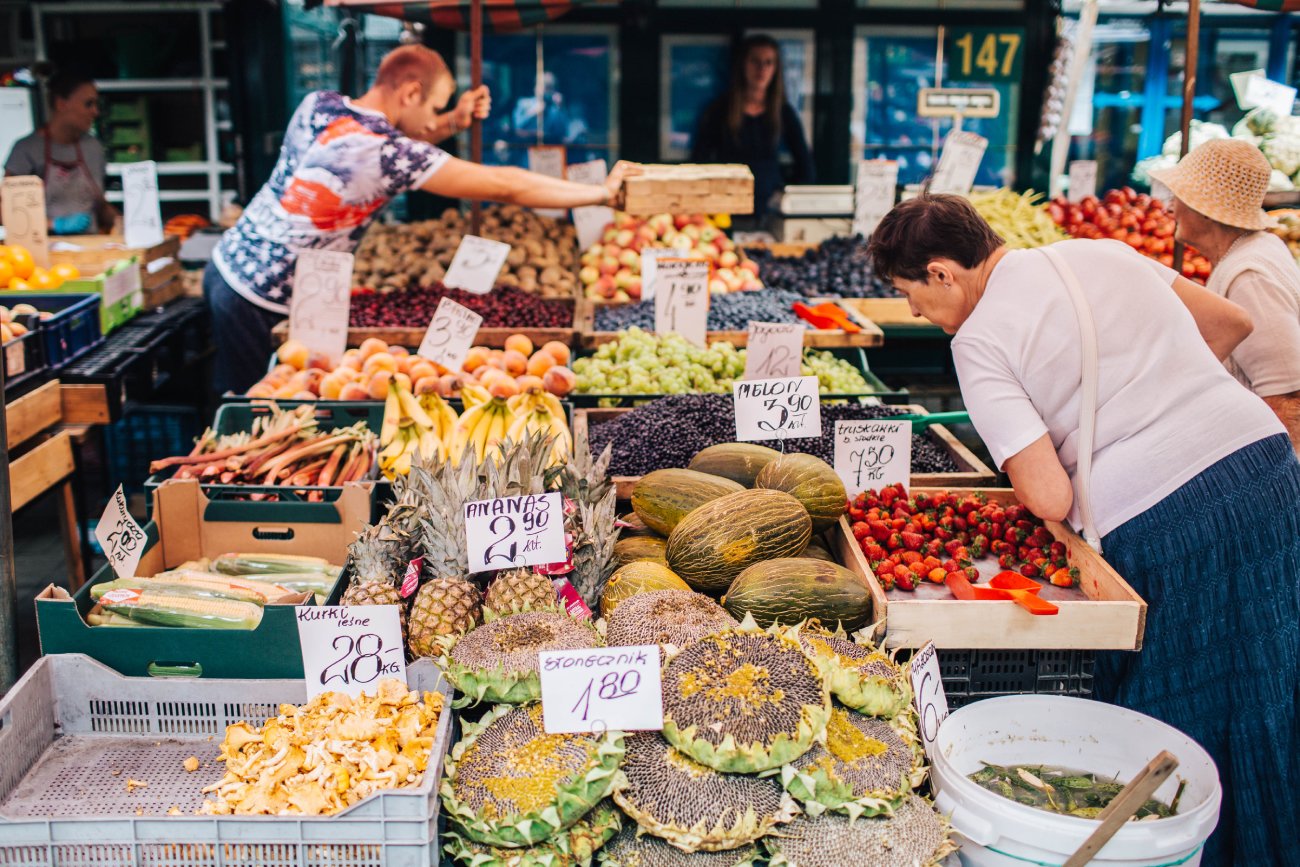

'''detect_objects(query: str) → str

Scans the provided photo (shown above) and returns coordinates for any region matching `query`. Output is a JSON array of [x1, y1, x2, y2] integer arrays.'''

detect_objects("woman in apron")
[[3, 68, 117, 234], [867, 193, 1299, 866]]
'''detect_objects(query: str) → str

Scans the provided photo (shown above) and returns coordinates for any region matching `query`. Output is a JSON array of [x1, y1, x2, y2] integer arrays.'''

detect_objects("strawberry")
[[963, 566, 979, 582], [927, 567, 947, 584], [1015, 519, 1036, 532], [852, 522, 871, 541], [1050, 541, 1067, 559], [935, 527, 953, 542], [869, 521, 891, 542], [954, 516, 969, 532], [991, 539, 1012, 555], [848, 506, 867, 522], [900, 551, 923, 565], [998, 553, 1016, 570], [896, 571, 917, 592], [1049, 567, 1080, 588], [925, 539, 945, 558], [880, 486, 900, 505], [1020, 562, 1041, 578], [878, 558, 897, 576], [942, 558, 961, 573], [887, 532, 904, 551], [892, 564, 913, 585], [1027, 529, 1053, 549], [944, 539, 964, 556], [864, 543, 886, 562], [901, 532, 924, 551], [923, 555, 943, 569], [910, 562, 930, 579], [1005, 505, 1026, 523], [1004, 527, 1025, 544], [880, 571, 896, 591], [913, 492, 932, 510]]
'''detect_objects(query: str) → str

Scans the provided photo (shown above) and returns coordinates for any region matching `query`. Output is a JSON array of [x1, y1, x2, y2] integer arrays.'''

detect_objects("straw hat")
[[1149, 139, 1278, 231]]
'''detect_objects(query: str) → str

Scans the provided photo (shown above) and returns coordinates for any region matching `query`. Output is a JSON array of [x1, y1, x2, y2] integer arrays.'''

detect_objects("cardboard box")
[[621, 164, 755, 215], [36, 478, 373, 678]]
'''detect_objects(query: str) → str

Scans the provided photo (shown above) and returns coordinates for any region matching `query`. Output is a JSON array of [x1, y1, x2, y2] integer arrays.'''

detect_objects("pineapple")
[[550, 427, 619, 609], [483, 568, 559, 621], [408, 577, 482, 657], [342, 475, 426, 633]]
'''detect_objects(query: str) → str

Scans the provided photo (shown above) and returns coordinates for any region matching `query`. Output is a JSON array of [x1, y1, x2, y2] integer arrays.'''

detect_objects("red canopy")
[[323, 0, 593, 33]]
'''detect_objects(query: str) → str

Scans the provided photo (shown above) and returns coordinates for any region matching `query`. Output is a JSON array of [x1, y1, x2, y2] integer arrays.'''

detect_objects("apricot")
[[362, 352, 397, 375], [414, 376, 440, 395], [367, 370, 394, 400], [339, 382, 370, 401], [395, 355, 414, 376], [489, 377, 520, 399], [541, 341, 571, 365], [463, 346, 491, 372], [358, 337, 389, 360], [272, 385, 300, 399], [517, 375, 545, 393], [389, 345, 410, 358], [305, 351, 333, 372], [247, 383, 275, 399], [502, 350, 528, 376], [526, 351, 556, 377], [437, 373, 464, 398], [341, 351, 364, 372], [543, 366, 576, 397], [277, 339, 309, 370], [409, 361, 437, 382], [504, 334, 534, 357], [319, 374, 346, 400], [271, 363, 297, 379]]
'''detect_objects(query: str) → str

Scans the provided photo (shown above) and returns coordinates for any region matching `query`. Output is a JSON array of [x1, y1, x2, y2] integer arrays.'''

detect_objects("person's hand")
[[603, 160, 641, 204], [454, 85, 492, 130], [51, 212, 92, 235]]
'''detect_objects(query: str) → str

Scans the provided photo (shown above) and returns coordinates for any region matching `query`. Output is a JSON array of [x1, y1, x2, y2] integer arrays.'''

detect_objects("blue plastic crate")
[[104, 403, 202, 494], [0, 291, 104, 370]]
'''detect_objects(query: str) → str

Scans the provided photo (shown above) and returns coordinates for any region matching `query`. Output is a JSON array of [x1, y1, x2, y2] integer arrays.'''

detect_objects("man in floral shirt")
[[206, 44, 632, 393]]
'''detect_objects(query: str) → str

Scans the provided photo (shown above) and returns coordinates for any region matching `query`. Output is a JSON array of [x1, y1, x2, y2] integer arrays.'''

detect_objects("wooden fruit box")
[[50, 234, 180, 287], [832, 488, 1146, 651], [619, 164, 754, 216], [270, 299, 577, 351], [839, 297, 948, 333], [575, 405, 996, 500], [575, 297, 883, 350]]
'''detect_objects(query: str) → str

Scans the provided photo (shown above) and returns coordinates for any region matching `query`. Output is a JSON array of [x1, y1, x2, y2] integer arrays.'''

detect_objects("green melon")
[[755, 453, 847, 533], [599, 561, 690, 618], [666, 489, 812, 594], [613, 535, 668, 567], [801, 540, 835, 562], [722, 558, 874, 632], [632, 469, 746, 537], [688, 442, 783, 487]]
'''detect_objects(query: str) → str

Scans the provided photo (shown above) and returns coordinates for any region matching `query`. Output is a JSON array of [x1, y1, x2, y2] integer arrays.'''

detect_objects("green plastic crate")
[[58, 257, 143, 333]]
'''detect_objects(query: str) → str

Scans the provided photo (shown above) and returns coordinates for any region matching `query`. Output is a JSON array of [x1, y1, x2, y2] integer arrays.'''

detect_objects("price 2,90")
[[321, 633, 403, 687], [483, 500, 553, 566]]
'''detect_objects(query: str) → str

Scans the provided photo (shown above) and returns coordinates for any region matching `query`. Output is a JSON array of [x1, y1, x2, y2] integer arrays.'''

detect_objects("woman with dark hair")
[[869, 194, 1300, 866], [3, 67, 117, 234], [691, 35, 813, 220]]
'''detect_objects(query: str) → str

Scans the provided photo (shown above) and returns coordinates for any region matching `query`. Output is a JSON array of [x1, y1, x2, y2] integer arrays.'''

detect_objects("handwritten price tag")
[[733, 376, 821, 442], [539, 645, 663, 734], [464, 492, 566, 574], [418, 297, 482, 372], [94, 485, 148, 579], [834, 419, 911, 495], [1067, 160, 1098, 204], [568, 159, 614, 250], [296, 606, 407, 700], [289, 249, 353, 364], [639, 247, 680, 301], [853, 160, 898, 237], [122, 160, 164, 248], [1, 175, 50, 268], [744, 321, 804, 380], [1245, 75, 1297, 117], [444, 235, 511, 295], [654, 258, 710, 347], [529, 145, 567, 218], [929, 131, 988, 196], [909, 640, 949, 760]]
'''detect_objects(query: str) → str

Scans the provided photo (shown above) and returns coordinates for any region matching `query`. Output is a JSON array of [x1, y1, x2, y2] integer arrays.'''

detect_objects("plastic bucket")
[[930, 695, 1221, 867]]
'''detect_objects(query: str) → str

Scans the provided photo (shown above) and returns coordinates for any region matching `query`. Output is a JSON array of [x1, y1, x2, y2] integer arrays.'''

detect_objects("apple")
[[615, 229, 635, 247], [619, 249, 640, 268], [600, 256, 620, 276], [739, 259, 760, 276], [602, 228, 619, 244], [682, 225, 702, 241], [595, 276, 618, 298], [740, 279, 763, 292], [615, 269, 638, 291], [616, 213, 639, 230], [579, 265, 599, 284], [700, 225, 720, 243], [637, 224, 657, 243], [719, 251, 739, 269], [674, 214, 691, 230], [671, 235, 693, 252], [625, 278, 642, 299], [709, 278, 729, 294]]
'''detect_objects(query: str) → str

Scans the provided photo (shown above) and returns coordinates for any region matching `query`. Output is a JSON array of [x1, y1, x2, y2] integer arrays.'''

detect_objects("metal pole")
[[1050, 0, 1099, 198], [1173, 0, 1201, 273], [0, 355, 18, 692], [469, 0, 484, 235]]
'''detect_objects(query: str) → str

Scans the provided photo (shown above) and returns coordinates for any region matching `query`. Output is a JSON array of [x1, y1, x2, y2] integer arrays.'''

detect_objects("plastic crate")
[[0, 291, 104, 370], [61, 321, 176, 406], [104, 404, 202, 494], [1, 327, 46, 395], [0, 654, 453, 866], [58, 258, 143, 334], [936, 649, 1095, 709]]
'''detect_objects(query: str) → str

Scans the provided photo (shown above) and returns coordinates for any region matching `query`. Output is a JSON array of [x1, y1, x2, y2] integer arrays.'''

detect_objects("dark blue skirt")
[[1095, 434, 1300, 867]]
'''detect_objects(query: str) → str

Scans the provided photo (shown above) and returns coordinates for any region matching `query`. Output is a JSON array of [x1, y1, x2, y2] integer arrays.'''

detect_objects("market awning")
[[321, 0, 600, 33]]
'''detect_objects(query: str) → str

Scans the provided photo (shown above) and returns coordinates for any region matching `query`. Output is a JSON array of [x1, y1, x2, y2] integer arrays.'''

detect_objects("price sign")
[[1067, 160, 1098, 204], [654, 258, 710, 347], [296, 606, 406, 700], [94, 485, 148, 579], [744, 321, 804, 380], [528, 145, 567, 218], [909, 641, 949, 759], [1, 175, 50, 268], [834, 420, 911, 495], [288, 249, 353, 365], [639, 247, 680, 301], [103, 262, 142, 308], [400, 556, 424, 599], [539, 645, 663, 734], [444, 235, 511, 295], [1245, 75, 1297, 117], [929, 131, 988, 196], [568, 159, 614, 250], [853, 160, 898, 238], [733, 376, 821, 442], [947, 28, 1024, 83], [121, 160, 164, 248], [418, 297, 482, 372], [464, 492, 566, 574]]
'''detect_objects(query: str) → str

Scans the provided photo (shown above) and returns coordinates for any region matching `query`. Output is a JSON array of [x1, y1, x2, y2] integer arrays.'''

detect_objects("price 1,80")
[[571, 669, 642, 722]]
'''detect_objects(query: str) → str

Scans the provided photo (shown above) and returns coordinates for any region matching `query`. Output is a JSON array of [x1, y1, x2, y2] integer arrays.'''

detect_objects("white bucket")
[[930, 695, 1221, 867]]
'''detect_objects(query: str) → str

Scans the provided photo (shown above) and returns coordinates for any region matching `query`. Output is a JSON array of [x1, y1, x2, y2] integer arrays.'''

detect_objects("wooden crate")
[[832, 488, 1147, 651], [50, 234, 180, 279], [741, 241, 821, 258], [620, 164, 755, 216], [840, 297, 938, 330], [270, 299, 578, 351], [142, 276, 184, 309], [575, 406, 995, 500], [7, 381, 62, 450], [575, 297, 883, 349], [10, 430, 75, 511]]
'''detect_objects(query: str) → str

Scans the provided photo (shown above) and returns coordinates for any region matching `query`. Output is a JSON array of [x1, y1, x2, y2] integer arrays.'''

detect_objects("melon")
[[688, 442, 782, 487], [631, 468, 745, 537], [755, 453, 847, 533], [722, 557, 874, 632], [599, 562, 690, 618], [666, 489, 812, 594], [614, 535, 668, 567]]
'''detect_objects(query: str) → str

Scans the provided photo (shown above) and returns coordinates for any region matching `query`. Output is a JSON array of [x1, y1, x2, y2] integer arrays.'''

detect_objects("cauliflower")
[[1132, 154, 1177, 187], [1162, 120, 1231, 157], [1269, 169, 1295, 192], [1263, 135, 1300, 177]]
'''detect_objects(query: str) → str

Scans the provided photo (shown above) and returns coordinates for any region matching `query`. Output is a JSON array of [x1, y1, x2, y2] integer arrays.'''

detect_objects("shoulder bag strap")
[[1038, 245, 1102, 552]]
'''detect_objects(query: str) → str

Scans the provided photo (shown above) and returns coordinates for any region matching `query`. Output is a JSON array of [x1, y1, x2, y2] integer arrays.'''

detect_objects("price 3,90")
[[758, 392, 813, 433]]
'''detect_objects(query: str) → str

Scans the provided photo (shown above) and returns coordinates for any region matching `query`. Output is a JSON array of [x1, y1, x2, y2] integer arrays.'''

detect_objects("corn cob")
[[210, 553, 340, 576], [92, 576, 267, 606], [99, 590, 263, 629], [149, 570, 292, 602], [236, 572, 337, 597]]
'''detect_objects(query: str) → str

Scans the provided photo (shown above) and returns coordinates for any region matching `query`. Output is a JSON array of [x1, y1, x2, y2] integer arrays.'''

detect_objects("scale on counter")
[[769, 184, 854, 243]]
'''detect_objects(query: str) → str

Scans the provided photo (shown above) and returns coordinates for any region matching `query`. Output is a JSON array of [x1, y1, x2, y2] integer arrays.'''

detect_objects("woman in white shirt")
[[869, 194, 1300, 866]]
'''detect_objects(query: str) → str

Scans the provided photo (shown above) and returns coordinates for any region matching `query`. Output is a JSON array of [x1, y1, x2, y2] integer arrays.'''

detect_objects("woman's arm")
[[1002, 434, 1074, 523], [421, 158, 635, 210], [782, 103, 814, 184], [1169, 274, 1254, 360]]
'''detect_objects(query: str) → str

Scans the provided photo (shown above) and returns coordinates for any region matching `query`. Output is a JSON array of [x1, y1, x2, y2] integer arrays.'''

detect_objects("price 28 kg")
[[321, 633, 403, 686]]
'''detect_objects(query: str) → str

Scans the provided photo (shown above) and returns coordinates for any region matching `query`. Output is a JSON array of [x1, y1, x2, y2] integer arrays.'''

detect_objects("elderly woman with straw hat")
[[869, 194, 1300, 865], [1152, 138, 1300, 453]]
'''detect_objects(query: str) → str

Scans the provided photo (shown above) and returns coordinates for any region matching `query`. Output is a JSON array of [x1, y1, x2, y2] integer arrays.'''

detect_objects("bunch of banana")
[[448, 393, 513, 464], [378, 381, 455, 478], [506, 389, 572, 465]]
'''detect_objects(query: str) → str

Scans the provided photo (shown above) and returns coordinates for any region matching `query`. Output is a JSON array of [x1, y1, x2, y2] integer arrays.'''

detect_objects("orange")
[[8, 277, 30, 290], [0, 260, 12, 288], [27, 268, 57, 290], [50, 263, 81, 282], [8, 247, 34, 281]]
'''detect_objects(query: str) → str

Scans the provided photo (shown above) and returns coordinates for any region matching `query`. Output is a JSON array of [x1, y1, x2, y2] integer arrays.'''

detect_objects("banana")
[[482, 399, 511, 463], [419, 391, 459, 444], [449, 402, 490, 462], [380, 381, 402, 446], [460, 384, 491, 410], [395, 382, 436, 430], [418, 427, 445, 463]]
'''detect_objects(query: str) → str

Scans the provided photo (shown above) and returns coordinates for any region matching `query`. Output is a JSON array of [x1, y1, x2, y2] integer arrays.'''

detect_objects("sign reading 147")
[[947, 28, 1023, 83]]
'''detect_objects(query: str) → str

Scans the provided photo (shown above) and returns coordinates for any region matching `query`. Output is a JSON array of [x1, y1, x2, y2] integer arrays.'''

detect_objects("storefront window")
[[851, 27, 1020, 188], [284, 3, 338, 110], [1069, 20, 1150, 193]]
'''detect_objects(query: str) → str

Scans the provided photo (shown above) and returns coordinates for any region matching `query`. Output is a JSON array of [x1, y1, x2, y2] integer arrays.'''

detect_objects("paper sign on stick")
[[122, 160, 164, 248], [929, 131, 988, 196], [95, 485, 147, 579], [733, 376, 821, 442], [853, 160, 898, 237], [1067, 160, 1097, 204], [910, 641, 949, 760], [296, 606, 406, 699], [568, 159, 614, 250], [529, 145, 567, 218], [1, 175, 50, 268], [744, 322, 804, 380], [539, 645, 664, 734], [418, 297, 482, 372], [444, 235, 511, 295], [288, 249, 354, 364], [654, 258, 709, 347], [464, 492, 566, 574], [834, 419, 911, 495]]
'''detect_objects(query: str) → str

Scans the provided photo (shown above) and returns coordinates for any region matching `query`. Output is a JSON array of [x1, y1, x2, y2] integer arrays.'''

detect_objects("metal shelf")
[[104, 190, 223, 204], [95, 78, 228, 92], [107, 161, 233, 175]]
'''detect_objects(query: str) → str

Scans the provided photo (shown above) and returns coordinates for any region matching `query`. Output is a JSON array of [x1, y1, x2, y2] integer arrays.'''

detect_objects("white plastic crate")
[[0, 655, 453, 867]]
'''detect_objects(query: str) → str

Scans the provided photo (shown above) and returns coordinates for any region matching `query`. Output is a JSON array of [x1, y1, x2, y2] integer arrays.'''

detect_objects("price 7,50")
[[847, 444, 896, 487], [757, 393, 812, 433]]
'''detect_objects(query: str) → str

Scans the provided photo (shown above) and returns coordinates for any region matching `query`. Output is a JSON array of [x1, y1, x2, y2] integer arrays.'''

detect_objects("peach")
[[489, 378, 520, 399], [367, 370, 394, 400], [277, 339, 309, 370], [463, 346, 491, 372], [517, 375, 545, 393], [504, 334, 534, 357], [273, 385, 300, 399], [414, 376, 440, 395], [271, 363, 297, 379], [291, 390, 317, 401], [341, 351, 364, 371], [543, 366, 576, 397], [247, 383, 275, 399], [358, 337, 389, 360], [389, 345, 410, 358], [409, 361, 437, 383], [477, 367, 505, 388], [395, 355, 414, 376], [526, 351, 556, 377], [362, 352, 397, 375], [541, 341, 571, 365], [436, 373, 464, 398], [502, 350, 528, 377], [319, 374, 346, 400], [339, 382, 370, 401], [305, 351, 334, 372]]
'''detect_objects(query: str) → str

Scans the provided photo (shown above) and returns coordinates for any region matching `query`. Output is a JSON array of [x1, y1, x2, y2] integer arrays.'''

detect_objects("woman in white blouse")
[[869, 194, 1300, 867]]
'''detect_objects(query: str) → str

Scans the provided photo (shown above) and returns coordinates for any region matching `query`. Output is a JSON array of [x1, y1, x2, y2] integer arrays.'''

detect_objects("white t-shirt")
[[952, 239, 1283, 537]]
